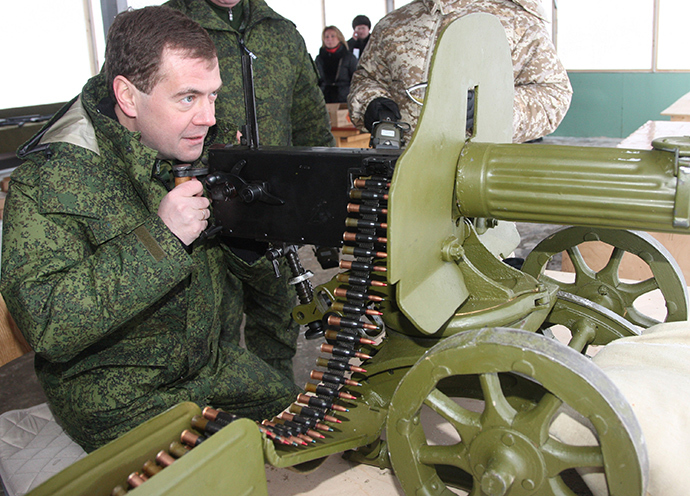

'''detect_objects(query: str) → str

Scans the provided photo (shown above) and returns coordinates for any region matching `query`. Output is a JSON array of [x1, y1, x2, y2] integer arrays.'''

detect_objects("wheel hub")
[[469, 427, 544, 495], [576, 281, 623, 314]]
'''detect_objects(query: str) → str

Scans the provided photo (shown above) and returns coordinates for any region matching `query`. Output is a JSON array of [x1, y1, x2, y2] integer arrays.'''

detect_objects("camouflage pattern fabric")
[[348, 0, 573, 143], [166, 0, 335, 381], [0, 73, 300, 452], [165, 0, 334, 148], [221, 249, 299, 382]]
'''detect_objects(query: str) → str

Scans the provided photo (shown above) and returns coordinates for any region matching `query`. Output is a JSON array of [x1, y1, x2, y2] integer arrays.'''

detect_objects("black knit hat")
[[352, 15, 371, 29]]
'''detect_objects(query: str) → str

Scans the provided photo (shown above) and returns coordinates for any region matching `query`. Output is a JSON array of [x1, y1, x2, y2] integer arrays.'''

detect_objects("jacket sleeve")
[[347, 54, 360, 80], [289, 35, 335, 147], [314, 54, 327, 93], [347, 27, 396, 132], [0, 169, 195, 363], [510, 23, 572, 143]]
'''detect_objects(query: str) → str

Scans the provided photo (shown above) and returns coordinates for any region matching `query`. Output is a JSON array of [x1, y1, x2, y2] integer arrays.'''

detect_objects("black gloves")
[[363, 91, 474, 133], [363, 97, 402, 133]]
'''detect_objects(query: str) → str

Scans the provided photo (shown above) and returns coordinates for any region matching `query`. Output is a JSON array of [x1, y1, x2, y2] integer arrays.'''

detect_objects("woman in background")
[[315, 26, 359, 103]]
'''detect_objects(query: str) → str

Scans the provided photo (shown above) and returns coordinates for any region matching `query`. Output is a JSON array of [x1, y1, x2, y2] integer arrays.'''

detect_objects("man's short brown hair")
[[104, 6, 217, 97]]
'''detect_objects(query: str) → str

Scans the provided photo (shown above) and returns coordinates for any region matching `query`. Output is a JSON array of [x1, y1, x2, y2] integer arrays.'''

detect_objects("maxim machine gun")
[[199, 14, 690, 496], [30, 14, 689, 496]]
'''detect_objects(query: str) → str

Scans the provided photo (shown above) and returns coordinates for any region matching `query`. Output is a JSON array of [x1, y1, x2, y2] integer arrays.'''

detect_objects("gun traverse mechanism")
[[203, 13, 689, 496]]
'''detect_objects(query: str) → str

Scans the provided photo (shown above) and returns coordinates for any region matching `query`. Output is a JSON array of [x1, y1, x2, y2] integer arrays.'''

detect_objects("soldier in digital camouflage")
[[348, 0, 573, 144], [0, 5, 300, 452], [165, 0, 335, 383]]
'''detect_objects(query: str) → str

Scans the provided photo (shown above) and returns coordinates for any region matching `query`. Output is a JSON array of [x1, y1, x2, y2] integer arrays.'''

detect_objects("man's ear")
[[113, 75, 139, 118]]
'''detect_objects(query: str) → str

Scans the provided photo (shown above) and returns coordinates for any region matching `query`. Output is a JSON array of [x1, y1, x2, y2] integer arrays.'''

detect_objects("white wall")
[[0, 0, 101, 109], [0, 0, 412, 110], [557, 0, 690, 71]]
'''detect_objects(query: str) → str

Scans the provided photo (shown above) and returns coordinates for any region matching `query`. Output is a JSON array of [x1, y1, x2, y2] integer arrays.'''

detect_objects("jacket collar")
[[180, 0, 288, 33], [17, 73, 143, 161], [19, 71, 216, 173]]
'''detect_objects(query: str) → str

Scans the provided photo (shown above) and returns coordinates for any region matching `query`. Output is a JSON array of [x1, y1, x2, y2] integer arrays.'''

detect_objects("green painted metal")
[[438, 226, 555, 337], [25, 403, 268, 496], [266, 330, 438, 467], [456, 140, 690, 235], [541, 292, 641, 350], [283, 15, 681, 494], [387, 13, 513, 335], [385, 328, 648, 496], [264, 15, 690, 496], [651, 136, 690, 228], [522, 227, 689, 328], [30, 14, 690, 496]]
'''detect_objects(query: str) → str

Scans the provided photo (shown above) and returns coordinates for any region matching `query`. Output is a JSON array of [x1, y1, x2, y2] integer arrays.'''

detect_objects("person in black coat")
[[315, 26, 359, 104], [347, 14, 371, 59]]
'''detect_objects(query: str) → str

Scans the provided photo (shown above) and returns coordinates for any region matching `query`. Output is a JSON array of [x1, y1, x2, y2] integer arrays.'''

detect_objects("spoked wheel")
[[521, 227, 688, 328], [386, 328, 647, 496]]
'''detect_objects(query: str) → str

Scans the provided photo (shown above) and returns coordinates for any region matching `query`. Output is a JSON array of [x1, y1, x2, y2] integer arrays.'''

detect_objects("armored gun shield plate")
[[388, 13, 514, 334], [386, 328, 648, 496]]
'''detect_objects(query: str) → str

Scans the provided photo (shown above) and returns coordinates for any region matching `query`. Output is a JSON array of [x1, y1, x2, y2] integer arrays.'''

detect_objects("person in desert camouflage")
[[348, 0, 572, 144]]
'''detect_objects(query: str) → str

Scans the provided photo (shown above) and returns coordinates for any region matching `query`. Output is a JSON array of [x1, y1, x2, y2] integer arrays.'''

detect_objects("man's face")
[[208, 0, 242, 7], [132, 49, 222, 162], [354, 25, 370, 40]]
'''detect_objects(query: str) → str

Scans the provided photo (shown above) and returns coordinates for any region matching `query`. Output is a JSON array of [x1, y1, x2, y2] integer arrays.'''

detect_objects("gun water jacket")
[[347, 0, 573, 143], [0, 73, 297, 451]]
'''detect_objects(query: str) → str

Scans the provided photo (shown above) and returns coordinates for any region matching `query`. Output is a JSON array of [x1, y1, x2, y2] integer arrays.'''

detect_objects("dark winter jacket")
[[315, 43, 359, 104]]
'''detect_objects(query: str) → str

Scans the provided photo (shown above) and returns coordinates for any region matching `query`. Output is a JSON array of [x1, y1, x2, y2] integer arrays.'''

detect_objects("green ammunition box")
[[25, 402, 268, 496]]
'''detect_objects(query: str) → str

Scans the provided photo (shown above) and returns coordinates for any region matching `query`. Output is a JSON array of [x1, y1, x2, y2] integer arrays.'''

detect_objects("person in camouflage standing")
[[348, 0, 573, 144], [166, 0, 335, 382], [0, 6, 299, 452]]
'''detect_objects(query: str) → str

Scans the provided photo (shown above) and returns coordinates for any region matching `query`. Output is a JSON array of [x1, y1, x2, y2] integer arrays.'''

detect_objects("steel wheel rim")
[[386, 328, 647, 496], [522, 227, 688, 327]]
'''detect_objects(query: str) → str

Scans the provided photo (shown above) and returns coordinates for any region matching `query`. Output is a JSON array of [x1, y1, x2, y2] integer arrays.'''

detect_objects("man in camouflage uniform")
[[0, 6, 299, 452], [348, 0, 573, 143], [166, 0, 335, 381]]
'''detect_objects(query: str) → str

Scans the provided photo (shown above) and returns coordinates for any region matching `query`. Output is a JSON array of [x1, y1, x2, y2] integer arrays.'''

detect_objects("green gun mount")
[[207, 14, 690, 496], [28, 13, 689, 496], [264, 14, 688, 496]]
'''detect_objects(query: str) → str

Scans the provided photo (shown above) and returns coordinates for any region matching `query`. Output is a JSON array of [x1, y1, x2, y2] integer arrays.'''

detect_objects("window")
[[1, 0, 414, 111], [656, 0, 690, 70], [0, 0, 101, 109], [555, 0, 690, 71], [267, 0, 324, 58]]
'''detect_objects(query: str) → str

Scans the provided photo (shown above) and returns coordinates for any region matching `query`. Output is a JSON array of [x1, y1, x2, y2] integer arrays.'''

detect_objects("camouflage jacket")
[[165, 0, 335, 147], [0, 73, 228, 441], [347, 0, 572, 143]]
